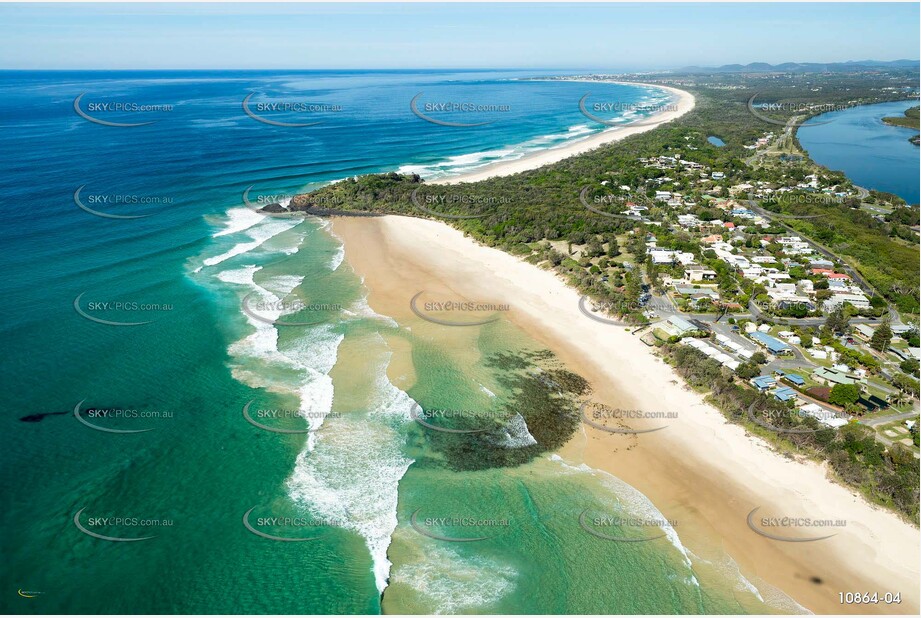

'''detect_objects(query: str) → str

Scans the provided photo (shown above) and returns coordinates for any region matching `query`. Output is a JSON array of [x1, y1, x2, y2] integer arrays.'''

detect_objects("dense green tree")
[[829, 383, 860, 406], [824, 307, 849, 335], [870, 319, 893, 352]]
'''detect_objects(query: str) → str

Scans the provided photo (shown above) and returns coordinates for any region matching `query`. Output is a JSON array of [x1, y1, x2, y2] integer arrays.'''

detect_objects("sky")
[[1, 2, 918, 70]]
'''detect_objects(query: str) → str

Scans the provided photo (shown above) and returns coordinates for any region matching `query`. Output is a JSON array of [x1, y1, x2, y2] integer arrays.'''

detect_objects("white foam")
[[264, 274, 304, 298], [548, 454, 695, 572], [212, 207, 264, 238], [495, 413, 537, 448], [215, 264, 340, 442], [329, 244, 345, 271], [287, 349, 416, 594], [389, 540, 517, 614], [203, 212, 303, 267], [343, 296, 399, 327], [216, 264, 261, 286]]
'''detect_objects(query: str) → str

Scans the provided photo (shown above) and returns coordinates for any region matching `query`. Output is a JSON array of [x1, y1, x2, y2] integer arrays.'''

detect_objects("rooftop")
[[749, 331, 791, 353]]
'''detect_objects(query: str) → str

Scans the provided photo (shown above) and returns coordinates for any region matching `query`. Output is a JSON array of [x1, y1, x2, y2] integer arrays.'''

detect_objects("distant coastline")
[[433, 80, 695, 185]]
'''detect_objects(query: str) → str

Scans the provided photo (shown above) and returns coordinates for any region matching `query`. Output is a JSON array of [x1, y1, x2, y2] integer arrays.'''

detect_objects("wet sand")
[[331, 214, 920, 615]]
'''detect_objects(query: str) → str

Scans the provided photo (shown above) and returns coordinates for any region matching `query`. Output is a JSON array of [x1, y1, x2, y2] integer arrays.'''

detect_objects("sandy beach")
[[432, 81, 695, 185], [332, 215, 920, 615]]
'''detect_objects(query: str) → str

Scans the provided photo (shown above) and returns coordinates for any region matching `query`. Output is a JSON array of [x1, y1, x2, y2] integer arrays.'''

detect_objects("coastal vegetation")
[[288, 71, 919, 316], [883, 105, 920, 145], [663, 344, 919, 522], [288, 68, 920, 519]]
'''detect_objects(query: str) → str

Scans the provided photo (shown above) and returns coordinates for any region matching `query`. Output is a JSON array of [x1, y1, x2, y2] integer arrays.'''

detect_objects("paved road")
[[859, 410, 919, 428], [745, 299, 883, 327], [746, 199, 877, 295]]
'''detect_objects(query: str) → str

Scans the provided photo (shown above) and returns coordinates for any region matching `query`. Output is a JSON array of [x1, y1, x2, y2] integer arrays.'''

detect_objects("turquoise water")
[[1, 70, 788, 614], [707, 136, 725, 147], [797, 100, 920, 204]]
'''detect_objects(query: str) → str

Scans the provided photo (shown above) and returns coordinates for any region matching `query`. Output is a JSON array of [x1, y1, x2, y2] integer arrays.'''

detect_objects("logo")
[[746, 507, 841, 543], [746, 402, 825, 435], [73, 400, 156, 435], [578, 295, 629, 326], [578, 94, 675, 128], [746, 93, 839, 129], [577, 510, 668, 543], [579, 186, 644, 221], [242, 185, 301, 217], [17, 589, 44, 599], [409, 291, 504, 327], [73, 508, 158, 542], [410, 188, 487, 220], [408, 508, 504, 542], [73, 185, 155, 220], [409, 93, 497, 128], [242, 401, 316, 434], [74, 92, 166, 127], [409, 403, 502, 434], [579, 402, 670, 435], [240, 292, 340, 327], [242, 507, 324, 542], [242, 93, 324, 127], [73, 292, 170, 326]]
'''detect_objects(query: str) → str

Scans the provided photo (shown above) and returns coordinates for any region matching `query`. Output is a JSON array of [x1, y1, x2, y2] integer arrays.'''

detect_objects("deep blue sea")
[[797, 99, 920, 204]]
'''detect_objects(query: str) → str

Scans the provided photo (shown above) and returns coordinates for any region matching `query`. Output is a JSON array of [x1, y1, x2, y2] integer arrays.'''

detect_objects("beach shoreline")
[[431, 81, 695, 185], [330, 214, 920, 615]]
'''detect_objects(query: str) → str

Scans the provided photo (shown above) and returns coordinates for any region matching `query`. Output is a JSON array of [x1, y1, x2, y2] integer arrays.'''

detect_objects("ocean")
[[1, 69, 789, 614]]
